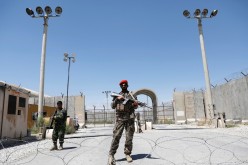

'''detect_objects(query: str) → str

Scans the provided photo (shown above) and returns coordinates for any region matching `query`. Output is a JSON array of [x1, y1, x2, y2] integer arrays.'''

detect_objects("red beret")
[[119, 80, 128, 85]]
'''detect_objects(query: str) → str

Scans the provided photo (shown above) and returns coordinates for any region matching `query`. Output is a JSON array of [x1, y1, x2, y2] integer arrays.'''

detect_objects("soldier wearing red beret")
[[108, 80, 138, 165]]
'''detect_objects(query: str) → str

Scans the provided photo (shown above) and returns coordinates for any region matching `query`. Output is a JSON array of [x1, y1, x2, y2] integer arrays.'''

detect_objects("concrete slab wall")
[[173, 92, 186, 123], [212, 77, 248, 120], [29, 95, 85, 126], [184, 92, 195, 121], [194, 91, 206, 120], [173, 76, 248, 123]]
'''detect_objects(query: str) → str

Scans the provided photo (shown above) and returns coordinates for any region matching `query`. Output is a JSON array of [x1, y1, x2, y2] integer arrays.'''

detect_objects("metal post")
[[38, 17, 48, 119], [93, 105, 96, 127], [102, 91, 111, 110], [143, 106, 145, 123], [63, 54, 75, 117], [103, 105, 105, 127], [66, 57, 71, 112], [172, 100, 175, 121], [106, 94, 109, 110], [162, 102, 166, 124]]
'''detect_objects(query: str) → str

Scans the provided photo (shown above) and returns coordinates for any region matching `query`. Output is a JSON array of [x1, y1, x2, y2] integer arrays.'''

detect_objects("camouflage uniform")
[[136, 112, 143, 133], [109, 91, 137, 156], [52, 109, 67, 145]]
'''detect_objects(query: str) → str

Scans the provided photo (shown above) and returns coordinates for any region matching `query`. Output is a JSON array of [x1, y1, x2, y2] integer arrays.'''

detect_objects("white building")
[[0, 81, 30, 139]]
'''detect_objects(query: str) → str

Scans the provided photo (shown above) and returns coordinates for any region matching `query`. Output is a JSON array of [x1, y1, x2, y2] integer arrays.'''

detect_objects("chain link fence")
[[85, 103, 174, 126]]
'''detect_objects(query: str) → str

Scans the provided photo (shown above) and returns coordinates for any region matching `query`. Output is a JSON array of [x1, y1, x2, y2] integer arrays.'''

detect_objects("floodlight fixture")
[[64, 53, 68, 61], [55, 6, 62, 15], [72, 58, 76, 63], [210, 10, 218, 18], [36, 6, 43, 15], [64, 53, 69, 57], [183, 10, 190, 18], [194, 9, 201, 17], [45, 6, 52, 15], [201, 9, 208, 17], [72, 53, 76, 63], [26, 8, 34, 16]]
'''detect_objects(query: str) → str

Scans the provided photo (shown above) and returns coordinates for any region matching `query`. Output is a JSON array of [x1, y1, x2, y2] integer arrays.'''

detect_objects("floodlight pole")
[[37, 16, 48, 119], [66, 57, 71, 113], [64, 55, 75, 115], [26, 6, 62, 120], [183, 9, 218, 126], [197, 18, 215, 122]]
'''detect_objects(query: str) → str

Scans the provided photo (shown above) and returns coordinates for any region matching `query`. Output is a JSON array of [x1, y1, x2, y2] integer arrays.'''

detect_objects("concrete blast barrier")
[[145, 121, 153, 130], [45, 128, 53, 139]]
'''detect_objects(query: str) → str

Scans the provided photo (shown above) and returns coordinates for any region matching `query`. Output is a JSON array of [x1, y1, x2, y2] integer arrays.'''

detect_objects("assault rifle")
[[48, 110, 57, 129], [110, 92, 152, 109]]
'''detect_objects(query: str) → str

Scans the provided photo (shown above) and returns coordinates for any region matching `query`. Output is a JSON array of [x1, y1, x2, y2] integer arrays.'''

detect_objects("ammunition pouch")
[[116, 103, 125, 111]]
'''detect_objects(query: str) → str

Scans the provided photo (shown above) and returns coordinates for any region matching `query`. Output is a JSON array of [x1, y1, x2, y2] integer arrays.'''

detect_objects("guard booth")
[[0, 81, 29, 139]]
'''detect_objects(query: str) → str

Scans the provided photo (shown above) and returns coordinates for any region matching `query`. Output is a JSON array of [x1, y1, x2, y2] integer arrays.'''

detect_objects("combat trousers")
[[109, 119, 135, 155], [52, 125, 66, 144]]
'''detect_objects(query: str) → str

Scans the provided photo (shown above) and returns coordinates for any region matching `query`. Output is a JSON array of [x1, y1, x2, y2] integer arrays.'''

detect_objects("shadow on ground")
[[62, 146, 77, 150], [0, 136, 39, 150], [117, 154, 159, 162], [154, 128, 208, 131]]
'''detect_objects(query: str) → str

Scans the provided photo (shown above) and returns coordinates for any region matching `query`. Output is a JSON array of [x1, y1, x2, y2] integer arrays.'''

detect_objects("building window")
[[43, 112, 47, 117], [19, 97, 26, 108], [18, 110, 21, 115], [8, 95, 17, 114], [32, 112, 38, 120]]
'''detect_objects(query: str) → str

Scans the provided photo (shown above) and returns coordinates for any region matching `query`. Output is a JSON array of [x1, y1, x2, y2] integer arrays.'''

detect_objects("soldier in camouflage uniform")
[[50, 101, 67, 151], [108, 80, 138, 165], [136, 112, 143, 133]]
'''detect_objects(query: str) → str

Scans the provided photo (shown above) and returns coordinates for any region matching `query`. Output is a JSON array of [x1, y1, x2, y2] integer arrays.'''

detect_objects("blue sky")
[[0, 0, 248, 108]]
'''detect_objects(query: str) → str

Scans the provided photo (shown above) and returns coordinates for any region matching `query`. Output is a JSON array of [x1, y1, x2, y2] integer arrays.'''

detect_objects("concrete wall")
[[212, 76, 248, 120], [173, 76, 248, 123], [173, 92, 186, 123], [27, 104, 56, 129], [184, 92, 195, 122], [29, 95, 85, 126], [194, 91, 206, 120]]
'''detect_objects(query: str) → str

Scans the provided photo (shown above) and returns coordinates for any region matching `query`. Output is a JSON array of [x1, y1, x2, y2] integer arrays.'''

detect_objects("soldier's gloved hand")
[[132, 101, 138, 107]]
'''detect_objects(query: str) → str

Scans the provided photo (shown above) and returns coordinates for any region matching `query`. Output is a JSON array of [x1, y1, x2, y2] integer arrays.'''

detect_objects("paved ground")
[[1, 124, 248, 165]]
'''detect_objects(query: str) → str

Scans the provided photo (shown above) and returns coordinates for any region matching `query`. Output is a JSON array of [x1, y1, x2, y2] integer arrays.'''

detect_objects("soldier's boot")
[[108, 155, 116, 165], [58, 143, 63, 150], [50, 143, 58, 151], [125, 154, 133, 163]]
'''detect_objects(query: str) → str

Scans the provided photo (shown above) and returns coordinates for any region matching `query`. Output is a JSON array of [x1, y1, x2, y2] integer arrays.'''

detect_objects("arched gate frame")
[[133, 88, 158, 123]]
